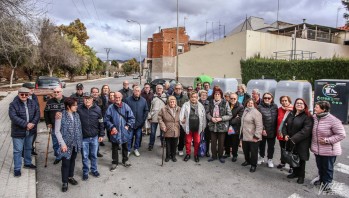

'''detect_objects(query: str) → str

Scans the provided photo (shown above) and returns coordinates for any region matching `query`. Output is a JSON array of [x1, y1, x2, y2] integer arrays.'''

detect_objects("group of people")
[[9, 80, 346, 193]]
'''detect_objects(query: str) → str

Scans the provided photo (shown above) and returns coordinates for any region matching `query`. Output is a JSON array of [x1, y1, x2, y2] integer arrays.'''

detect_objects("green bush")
[[240, 58, 349, 88]]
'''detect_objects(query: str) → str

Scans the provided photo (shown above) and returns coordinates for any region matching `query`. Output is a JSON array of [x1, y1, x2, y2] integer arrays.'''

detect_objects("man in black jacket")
[[44, 87, 66, 164], [119, 80, 133, 102], [70, 83, 84, 106], [77, 93, 105, 181], [9, 87, 40, 177]]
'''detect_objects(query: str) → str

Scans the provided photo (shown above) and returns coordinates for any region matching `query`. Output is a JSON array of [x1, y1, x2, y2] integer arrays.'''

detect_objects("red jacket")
[[276, 105, 293, 140]]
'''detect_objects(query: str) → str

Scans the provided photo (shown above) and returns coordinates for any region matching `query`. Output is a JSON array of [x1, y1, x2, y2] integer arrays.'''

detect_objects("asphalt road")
[[35, 77, 349, 198]]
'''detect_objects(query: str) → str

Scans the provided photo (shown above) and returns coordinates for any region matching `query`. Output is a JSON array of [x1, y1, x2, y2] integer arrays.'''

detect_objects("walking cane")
[[44, 128, 51, 168]]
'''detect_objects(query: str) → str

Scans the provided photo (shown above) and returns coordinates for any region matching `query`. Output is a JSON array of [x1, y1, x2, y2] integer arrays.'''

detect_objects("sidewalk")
[[0, 91, 36, 198]]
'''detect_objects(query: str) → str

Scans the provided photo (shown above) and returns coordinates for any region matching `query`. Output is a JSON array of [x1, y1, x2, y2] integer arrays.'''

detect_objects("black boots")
[[62, 183, 68, 192]]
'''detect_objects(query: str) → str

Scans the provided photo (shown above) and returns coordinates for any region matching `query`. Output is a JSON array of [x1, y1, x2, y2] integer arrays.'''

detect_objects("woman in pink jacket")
[[311, 101, 346, 190]]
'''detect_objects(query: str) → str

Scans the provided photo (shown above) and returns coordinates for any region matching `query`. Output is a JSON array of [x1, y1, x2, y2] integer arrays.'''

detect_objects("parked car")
[[150, 78, 178, 93], [59, 79, 66, 88], [35, 76, 63, 89], [133, 74, 139, 79]]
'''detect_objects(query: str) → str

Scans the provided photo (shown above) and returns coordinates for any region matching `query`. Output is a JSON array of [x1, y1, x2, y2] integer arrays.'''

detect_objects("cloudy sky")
[[44, 0, 345, 61]]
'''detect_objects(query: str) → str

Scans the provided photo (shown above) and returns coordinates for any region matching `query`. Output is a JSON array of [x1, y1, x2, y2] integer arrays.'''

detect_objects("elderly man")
[[104, 92, 135, 170], [21, 83, 39, 155], [119, 81, 133, 101], [70, 83, 84, 106], [44, 87, 67, 164], [147, 84, 167, 151], [9, 87, 40, 177], [251, 89, 261, 105], [124, 86, 149, 157], [172, 83, 189, 156], [203, 82, 213, 96], [77, 93, 104, 180]]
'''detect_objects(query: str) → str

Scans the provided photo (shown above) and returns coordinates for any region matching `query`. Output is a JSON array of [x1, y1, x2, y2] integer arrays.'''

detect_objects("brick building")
[[146, 27, 189, 80]]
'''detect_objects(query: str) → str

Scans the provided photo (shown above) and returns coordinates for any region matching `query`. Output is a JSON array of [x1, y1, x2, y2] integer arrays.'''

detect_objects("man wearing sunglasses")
[[9, 87, 40, 177], [44, 87, 67, 164], [70, 83, 85, 106]]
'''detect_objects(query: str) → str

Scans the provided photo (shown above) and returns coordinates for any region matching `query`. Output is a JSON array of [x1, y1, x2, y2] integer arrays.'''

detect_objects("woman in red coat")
[[276, 96, 293, 170]]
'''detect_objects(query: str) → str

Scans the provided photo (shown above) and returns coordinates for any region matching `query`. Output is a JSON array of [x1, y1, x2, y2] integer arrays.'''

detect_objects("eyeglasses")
[[175, 88, 181, 90], [296, 102, 304, 105], [263, 97, 272, 100], [53, 91, 61, 93], [77, 89, 83, 91], [230, 98, 237, 100], [281, 100, 288, 102], [20, 93, 29, 97]]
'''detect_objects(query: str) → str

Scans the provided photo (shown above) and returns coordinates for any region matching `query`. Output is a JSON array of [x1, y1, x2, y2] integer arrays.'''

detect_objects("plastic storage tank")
[[246, 79, 278, 96], [212, 78, 238, 93], [274, 80, 313, 113], [314, 79, 349, 123], [194, 75, 213, 89]]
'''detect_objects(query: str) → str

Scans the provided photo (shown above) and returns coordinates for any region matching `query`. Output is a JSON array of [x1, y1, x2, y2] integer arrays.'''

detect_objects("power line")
[[71, 0, 83, 18], [80, 0, 92, 20], [90, 0, 102, 26]]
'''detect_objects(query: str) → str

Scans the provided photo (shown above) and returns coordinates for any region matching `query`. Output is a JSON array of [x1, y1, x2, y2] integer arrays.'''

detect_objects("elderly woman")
[[240, 98, 263, 172], [257, 92, 278, 168], [236, 84, 250, 106], [199, 90, 211, 157], [311, 101, 346, 190], [276, 96, 293, 170], [55, 98, 83, 192], [207, 88, 232, 163], [180, 91, 206, 163], [158, 96, 181, 162], [283, 98, 313, 184]]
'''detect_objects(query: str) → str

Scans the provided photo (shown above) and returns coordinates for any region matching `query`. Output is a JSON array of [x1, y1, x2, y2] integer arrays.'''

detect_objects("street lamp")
[[127, 19, 142, 85], [176, 0, 179, 82]]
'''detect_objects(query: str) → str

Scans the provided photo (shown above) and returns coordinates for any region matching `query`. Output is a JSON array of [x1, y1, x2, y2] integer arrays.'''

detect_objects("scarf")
[[282, 104, 293, 111], [190, 102, 198, 114], [316, 112, 329, 118], [213, 99, 222, 117]]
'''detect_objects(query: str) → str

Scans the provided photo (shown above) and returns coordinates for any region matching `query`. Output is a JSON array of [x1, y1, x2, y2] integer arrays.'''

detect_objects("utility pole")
[[212, 21, 214, 41], [176, 0, 179, 82], [104, 48, 111, 77], [205, 21, 208, 42]]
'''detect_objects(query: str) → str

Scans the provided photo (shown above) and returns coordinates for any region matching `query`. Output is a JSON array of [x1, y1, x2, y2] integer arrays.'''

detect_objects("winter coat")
[[173, 92, 189, 107], [119, 88, 133, 101], [311, 114, 346, 156], [44, 96, 67, 128], [258, 102, 278, 138], [104, 103, 135, 144], [55, 110, 83, 159], [9, 97, 40, 138], [100, 94, 109, 116], [240, 107, 263, 142], [124, 96, 149, 129], [158, 105, 181, 138], [147, 93, 167, 123], [141, 90, 154, 108], [229, 102, 244, 135], [206, 100, 233, 133], [282, 111, 313, 161], [179, 101, 206, 134], [276, 105, 293, 140], [77, 104, 105, 138], [70, 93, 84, 106]]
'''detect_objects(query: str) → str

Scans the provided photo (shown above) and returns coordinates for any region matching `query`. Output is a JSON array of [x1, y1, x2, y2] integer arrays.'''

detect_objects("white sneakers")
[[178, 151, 184, 156], [127, 152, 130, 157], [257, 156, 265, 165], [267, 159, 274, 168], [134, 149, 140, 157]]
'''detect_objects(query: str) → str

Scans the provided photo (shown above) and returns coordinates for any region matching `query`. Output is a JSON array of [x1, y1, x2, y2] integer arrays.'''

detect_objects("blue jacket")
[[77, 103, 105, 138], [124, 96, 149, 129], [104, 103, 135, 144], [9, 97, 40, 138]]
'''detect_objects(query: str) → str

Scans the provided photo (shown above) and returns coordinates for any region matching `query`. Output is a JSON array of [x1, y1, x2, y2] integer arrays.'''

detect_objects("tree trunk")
[[87, 72, 90, 80], [49, 69, 53, 77], [9, 68, 15, 88]]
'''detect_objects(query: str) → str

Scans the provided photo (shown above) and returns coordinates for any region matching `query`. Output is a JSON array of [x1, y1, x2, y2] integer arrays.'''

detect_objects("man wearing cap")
[[70, 83, 84, 106], [22, 83, 39, 155], [9, 87, 40, 177], [44, 87, 66, 164], [77, 92, 105, 180]]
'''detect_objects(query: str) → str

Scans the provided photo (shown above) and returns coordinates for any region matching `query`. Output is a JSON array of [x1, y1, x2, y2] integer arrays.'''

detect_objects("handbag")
[[228, 125, 235, 135], [281, 141, 300, 168], [198, 131, 206, 157]]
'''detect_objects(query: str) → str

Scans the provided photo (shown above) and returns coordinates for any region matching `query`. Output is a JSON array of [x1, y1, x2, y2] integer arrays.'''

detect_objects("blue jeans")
[[82, 136, 99, 175], [149, 123, 159, 147], [13, 132, 33, 171], [128, 128, 142, 151], [315, 155, 337, 185], [51, 128, 60, 159]]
